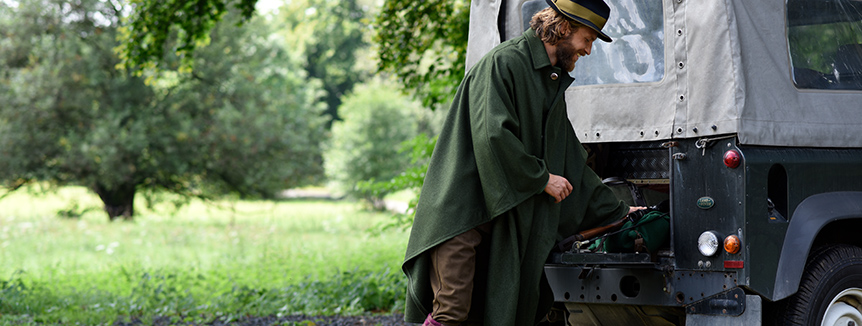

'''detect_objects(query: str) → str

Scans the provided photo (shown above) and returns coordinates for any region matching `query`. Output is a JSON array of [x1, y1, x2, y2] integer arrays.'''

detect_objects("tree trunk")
[[93, 182, 136, 221]]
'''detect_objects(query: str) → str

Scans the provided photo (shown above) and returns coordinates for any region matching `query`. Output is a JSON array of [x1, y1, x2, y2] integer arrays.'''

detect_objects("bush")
[[359, 133, 437, 231], [324, 79, 421, 208]]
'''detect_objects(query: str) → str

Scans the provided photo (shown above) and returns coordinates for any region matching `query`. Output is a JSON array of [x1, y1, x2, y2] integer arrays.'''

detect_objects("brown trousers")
[[429, 223, 491, 326]]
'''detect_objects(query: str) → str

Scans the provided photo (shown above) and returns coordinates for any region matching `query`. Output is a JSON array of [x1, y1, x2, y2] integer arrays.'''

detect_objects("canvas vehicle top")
[[468, 0, 862, 148], [466, 0, 862, 325]]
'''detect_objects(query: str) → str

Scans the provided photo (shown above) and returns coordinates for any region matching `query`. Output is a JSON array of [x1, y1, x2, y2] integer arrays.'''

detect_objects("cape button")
[[550, 72, 559, 80]]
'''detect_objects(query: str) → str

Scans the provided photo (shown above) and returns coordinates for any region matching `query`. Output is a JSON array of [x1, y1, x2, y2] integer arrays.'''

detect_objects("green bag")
[[590, 211, 670, 253]]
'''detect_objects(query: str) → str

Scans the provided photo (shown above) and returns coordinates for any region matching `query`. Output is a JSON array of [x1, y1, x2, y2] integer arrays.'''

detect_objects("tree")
[[0, 0, 327, 220], [365, 0, 469, 227], [276, 0, 372, 122], [119, 0, 372, 125], [117, 0, 469, 109], [374, 0, 470, 108], [115, 0, 471, 225], [324, 78, 421, 208], [116, 0, 258, 72]]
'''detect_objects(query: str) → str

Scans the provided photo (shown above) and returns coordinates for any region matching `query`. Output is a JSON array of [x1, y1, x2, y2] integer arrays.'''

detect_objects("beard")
[[554, 39, 578, 72]]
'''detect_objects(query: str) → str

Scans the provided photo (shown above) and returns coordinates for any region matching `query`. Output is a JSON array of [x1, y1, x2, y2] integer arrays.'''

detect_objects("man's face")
[[554, 26, 598, 72]]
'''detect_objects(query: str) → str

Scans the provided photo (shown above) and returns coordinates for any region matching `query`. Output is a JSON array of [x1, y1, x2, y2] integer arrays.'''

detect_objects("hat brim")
[[544, 0, 613, 43]]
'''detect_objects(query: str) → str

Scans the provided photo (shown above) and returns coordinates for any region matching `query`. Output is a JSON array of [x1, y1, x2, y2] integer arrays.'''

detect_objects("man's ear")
[[559, 22, 572, 37]]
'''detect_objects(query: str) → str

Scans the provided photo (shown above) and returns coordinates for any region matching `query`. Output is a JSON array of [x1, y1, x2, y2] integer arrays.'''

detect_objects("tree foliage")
[[365, 0, 469, 227], [374, 0, 470, 108], [0, 0, 326, 220], [116, 0, 470, 109], [116, 0, 258, 72], [119, 0, 371, 124], [277, 0, 372, 122]]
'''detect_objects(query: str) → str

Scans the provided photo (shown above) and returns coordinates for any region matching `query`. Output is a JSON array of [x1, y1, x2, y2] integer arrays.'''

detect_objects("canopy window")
[[571, 0, 665, 86], [788, 0, 862, 90]]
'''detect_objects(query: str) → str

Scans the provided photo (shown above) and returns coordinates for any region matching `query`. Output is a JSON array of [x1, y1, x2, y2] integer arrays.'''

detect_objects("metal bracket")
[[685, 287, 746, 316]]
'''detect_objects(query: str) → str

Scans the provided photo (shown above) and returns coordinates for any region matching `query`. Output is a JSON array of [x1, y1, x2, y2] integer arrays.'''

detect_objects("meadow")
[[0, 185, 409, 325]]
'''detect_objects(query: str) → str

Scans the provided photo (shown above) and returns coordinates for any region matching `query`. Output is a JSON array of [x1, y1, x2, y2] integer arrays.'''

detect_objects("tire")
[[781, 244, 862, 326]]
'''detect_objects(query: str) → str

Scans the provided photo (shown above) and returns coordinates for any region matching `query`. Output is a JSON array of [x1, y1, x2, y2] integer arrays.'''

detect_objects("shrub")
[[324, 79, 421, 208]]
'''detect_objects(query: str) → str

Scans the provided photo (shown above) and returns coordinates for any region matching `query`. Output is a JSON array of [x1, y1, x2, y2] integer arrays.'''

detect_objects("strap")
[[602, 177, 647, 206]]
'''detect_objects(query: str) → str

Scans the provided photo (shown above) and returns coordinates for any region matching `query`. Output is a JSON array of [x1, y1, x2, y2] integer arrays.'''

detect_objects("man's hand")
[[545, 173, 573, 203], [625, 206, 649, 221]]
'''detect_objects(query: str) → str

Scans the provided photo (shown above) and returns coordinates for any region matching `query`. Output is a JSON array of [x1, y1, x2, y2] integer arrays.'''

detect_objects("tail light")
[[724, 235, 741, 254], [723, 150, 741, 168]]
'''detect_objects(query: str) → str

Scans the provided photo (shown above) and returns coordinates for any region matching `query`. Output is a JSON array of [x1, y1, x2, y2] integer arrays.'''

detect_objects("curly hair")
[[530, 7, 583, 45]]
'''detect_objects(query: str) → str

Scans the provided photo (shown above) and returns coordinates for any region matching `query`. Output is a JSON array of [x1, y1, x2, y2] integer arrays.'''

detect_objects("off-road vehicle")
[[466, 0, 862, 324]]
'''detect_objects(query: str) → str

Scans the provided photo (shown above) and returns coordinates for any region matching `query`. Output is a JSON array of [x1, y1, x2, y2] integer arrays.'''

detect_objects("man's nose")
[[585, 43, 592, 56]]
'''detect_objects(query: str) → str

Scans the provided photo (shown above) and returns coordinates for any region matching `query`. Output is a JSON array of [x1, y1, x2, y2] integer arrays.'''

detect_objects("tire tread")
[[778, 244, 862, 326]]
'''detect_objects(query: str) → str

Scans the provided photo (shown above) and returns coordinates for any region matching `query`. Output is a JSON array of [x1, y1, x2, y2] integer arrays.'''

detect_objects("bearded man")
[[402, 0, 641, 325]]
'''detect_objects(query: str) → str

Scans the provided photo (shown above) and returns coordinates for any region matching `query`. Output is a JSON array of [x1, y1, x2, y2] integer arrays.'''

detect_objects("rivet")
[[705, 261, 712, 268]]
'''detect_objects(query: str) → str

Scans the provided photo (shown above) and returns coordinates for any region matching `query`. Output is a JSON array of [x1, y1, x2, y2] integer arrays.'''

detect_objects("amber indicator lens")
[[724, 235, 741, 254], [723, 150, 741, 168]]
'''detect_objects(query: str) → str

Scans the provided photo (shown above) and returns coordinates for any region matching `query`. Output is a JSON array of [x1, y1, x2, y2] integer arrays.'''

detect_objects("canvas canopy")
[[466, 0, 862, 148]]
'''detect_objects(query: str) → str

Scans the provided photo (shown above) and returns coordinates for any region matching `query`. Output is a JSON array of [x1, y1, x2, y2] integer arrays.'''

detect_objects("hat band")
[[551, 0, 607, 29]]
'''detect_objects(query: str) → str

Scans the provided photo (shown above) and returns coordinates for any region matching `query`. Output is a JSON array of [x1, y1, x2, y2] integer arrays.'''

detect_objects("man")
[[402, 0, 641, 325]]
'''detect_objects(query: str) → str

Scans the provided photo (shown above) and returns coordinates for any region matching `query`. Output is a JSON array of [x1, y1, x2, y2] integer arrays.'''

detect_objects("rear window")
[[570, 0, 664, 86], [787, 0, 862, 90]]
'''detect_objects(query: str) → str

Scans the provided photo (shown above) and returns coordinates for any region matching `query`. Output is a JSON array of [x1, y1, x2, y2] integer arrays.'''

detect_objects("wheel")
[[780, 244, 862, 326], [821, 288, 862, 326]]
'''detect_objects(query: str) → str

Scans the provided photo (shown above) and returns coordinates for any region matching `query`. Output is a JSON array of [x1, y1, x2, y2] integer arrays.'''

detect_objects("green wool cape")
[[402, 28, 629, 326]]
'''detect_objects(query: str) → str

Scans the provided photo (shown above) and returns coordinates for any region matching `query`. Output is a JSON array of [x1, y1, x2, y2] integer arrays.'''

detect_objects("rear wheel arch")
[[772, 191, 862, 301]]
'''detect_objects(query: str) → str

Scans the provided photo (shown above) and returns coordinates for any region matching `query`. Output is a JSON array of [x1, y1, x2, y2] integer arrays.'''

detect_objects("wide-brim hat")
[[545, 0, 612, 42]]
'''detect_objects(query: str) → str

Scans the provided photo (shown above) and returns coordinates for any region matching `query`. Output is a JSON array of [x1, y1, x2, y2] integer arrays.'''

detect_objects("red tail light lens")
[[723, 150, 741, 168]]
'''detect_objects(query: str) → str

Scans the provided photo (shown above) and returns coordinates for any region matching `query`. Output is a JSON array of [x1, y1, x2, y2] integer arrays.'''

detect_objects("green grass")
[[0, 186, 409, 325]]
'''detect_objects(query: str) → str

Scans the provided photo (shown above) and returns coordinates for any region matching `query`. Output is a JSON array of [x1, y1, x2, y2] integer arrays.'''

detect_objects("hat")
[[545, 0, 612, 42]]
